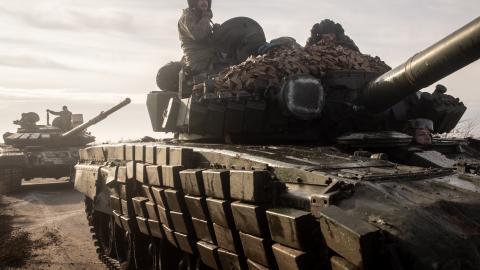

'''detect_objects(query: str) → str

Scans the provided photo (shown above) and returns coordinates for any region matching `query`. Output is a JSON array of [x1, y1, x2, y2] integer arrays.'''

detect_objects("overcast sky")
[[0, 0, 479, 143]]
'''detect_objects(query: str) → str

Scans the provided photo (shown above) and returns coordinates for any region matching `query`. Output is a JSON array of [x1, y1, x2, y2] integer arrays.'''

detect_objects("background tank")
[[74, 17, 480, 270], [0, 98, 130, 194]]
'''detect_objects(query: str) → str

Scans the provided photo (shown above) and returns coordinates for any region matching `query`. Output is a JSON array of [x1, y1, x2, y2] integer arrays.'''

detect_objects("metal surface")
[[359, 17, 480, 112]]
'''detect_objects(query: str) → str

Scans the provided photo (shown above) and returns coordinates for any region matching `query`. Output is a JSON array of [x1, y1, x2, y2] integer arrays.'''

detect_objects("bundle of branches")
[[213, 39, 391, 93]]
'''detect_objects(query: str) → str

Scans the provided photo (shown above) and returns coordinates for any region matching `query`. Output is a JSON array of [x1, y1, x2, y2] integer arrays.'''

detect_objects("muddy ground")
[[0, 179, 104, 270]]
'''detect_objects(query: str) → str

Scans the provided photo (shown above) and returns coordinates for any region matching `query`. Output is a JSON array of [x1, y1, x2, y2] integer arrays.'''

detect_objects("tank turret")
[[3, 98, 131, 148], [148, 17, 479, 143]]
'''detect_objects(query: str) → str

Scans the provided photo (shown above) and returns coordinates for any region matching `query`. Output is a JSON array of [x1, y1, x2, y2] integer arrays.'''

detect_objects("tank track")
[[84, 198, 125, 270], [0, 167, 23, 194], [76, 143, 385, 270]]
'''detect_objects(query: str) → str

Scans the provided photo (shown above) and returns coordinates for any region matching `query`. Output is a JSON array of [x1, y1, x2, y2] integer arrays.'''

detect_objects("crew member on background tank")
[[178, 0, 217, 74], [13, 112, 40, 131], [306, 19, 359, 51], [48, 106, 72, 132]]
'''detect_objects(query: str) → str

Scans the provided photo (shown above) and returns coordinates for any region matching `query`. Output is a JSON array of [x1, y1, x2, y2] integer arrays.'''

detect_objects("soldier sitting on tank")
[[13, 112, 40, 131], [306, 19, 359, 51], [405, 118, 434, 146], [178, 0, 219, 75], [48, 106, 72, 132]]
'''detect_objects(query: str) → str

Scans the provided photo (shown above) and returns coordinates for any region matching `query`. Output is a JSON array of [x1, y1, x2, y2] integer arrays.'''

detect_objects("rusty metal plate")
[[145, 145, 156, 164], [136, 163, 147, 184], [79, 148, 88, 161], [157, 206, 174, 228], [135, 144, 145, 162], [231, 202, 269, 237], [192, 218, 216, 244], [217, 248, 244, 270], [105, 144, 125, 161], [202, 170, 230, 199], [207, 198, 234, 228], [162, 165, 184, 188], [117, 166, 127, 184], [180, 169, 205, 196], [331, 256, 359, 270], [113, 210, 123, 229], [272, 243, 309, 270], [185, 195, 209, 220], [151, 186, 167, 208], [170, 211, 191, 234], [170, 147, 194, 167], [319, 206, 379, 269], [121, 199, 134, 217], [120, 215, 134, 232], [162, 224, 178, 247], [164, 189, 186, 212], [230, 170, 271, 202], [136, 216, 150, 236], [125, 145, 135, 161], [213, 223, 242, 253], [147, 219, 164, 239], [132, 197, 149, 218], [110, 195, 122, 212], [74, 164, 101, 200], [239, 232, 274, 267], [156, 146, 170, 165], [145, 201, 159, 221], [146, 165, 162, 186], [174, 231, 196, 254], [142, 185, 155, 203], [247, 259, 270, 270], [197, 241, 221, 270], [85, 146, 105, 161], [127, 161, 135, 180], [266, 208, 315, 250]]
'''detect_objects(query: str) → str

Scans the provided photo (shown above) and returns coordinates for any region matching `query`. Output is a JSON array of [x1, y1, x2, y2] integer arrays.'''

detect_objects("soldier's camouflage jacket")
[[178, 8, 216, 74]]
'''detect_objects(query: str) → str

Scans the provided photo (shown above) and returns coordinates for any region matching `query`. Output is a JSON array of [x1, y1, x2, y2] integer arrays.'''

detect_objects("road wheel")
[[85, 197, 127, 270]]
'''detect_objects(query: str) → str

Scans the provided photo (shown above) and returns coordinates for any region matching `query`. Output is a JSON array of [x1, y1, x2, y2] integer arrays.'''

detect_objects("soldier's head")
[[187, 0, 211, 11], [62, 106, 68, 111], [311, 19, 346, 41], [406, 118, 434, 145]]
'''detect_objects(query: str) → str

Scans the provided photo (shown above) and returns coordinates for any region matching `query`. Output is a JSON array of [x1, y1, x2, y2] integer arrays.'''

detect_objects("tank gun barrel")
[[357, 16, 480, 113], [61, 98, 131, 138]]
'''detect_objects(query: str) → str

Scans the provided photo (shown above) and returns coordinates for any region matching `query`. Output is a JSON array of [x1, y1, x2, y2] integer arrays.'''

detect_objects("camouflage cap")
[[407, 118, 434, 131]]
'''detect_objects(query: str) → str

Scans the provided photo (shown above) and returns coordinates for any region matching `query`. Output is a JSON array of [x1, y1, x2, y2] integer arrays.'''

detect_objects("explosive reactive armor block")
[[266, 208, 315, 250]]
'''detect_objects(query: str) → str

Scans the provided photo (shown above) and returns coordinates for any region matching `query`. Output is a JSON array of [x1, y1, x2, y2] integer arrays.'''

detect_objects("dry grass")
[[0, 196, 62, 269]]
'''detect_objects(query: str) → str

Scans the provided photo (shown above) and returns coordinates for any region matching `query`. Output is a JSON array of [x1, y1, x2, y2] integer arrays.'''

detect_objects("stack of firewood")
[[213, 39, 391, 93]]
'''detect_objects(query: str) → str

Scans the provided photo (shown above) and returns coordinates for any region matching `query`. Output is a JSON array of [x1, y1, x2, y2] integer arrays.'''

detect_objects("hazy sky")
[[0, 0, 479, 143]]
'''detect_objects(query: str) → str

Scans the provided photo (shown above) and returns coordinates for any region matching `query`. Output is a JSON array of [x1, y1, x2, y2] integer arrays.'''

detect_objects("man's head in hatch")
[[196, 0, 209, 11]]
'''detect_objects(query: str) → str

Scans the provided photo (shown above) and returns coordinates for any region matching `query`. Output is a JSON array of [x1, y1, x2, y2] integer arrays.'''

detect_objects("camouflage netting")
[[213, 39, 391, 93]]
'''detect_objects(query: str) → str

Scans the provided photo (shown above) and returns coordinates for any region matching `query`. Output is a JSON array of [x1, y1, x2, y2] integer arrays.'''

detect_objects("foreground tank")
[[74, 17, 480, 270], [0, 98, 131, 194]]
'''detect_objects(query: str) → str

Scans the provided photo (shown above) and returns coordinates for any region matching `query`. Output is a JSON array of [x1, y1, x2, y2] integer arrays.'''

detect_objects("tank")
[[74, 17, 480, 270], [0, 98, 131, 194]]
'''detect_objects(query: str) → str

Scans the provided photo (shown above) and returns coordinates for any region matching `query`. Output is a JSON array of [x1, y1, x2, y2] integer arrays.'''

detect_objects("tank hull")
[[0, 145, 79, 194], [74, 142, 480, 270]]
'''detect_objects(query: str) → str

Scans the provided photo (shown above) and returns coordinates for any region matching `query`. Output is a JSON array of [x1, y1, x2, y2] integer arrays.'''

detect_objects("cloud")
[[0, 87, 145, 105], [0, 54, 79, 70]]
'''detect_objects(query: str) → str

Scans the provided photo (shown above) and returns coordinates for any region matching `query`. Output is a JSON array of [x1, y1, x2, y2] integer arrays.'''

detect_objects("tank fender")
[[74, 164, 102, 199]]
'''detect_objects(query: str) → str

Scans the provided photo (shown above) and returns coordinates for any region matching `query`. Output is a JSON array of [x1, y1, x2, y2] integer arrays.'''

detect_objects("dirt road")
[[0, 179, 104, 270]]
